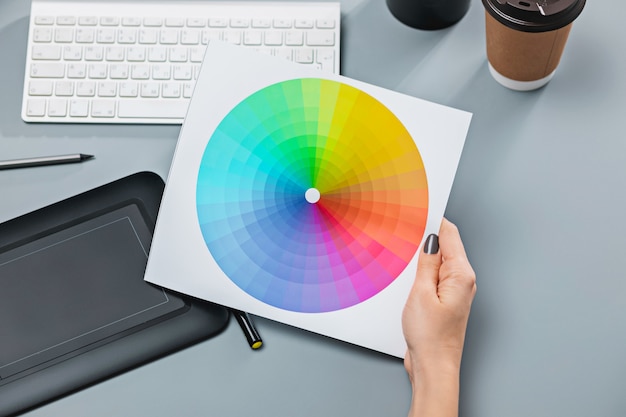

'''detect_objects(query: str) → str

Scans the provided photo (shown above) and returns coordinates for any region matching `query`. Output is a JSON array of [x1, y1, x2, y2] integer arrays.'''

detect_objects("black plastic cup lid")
[[482, 0, 586, 32]]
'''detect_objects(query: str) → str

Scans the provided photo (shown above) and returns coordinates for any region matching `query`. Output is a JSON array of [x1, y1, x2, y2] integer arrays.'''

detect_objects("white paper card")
[[144, 42, 471, 358]]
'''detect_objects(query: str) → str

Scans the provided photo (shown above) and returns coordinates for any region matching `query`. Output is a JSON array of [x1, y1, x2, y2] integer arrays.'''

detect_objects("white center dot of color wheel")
[[305, 188, 321, 204]]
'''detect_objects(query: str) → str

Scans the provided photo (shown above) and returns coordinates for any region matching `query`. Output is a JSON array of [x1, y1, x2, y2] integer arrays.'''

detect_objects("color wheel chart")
[[196, 78, 428, 313]]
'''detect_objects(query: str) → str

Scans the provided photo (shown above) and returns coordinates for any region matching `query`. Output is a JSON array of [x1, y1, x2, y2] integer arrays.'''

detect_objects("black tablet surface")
[[0, 172, 229, 416]]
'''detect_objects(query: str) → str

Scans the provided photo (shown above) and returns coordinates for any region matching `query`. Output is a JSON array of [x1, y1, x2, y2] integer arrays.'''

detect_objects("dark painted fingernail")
[[424, 234, 439, 254]]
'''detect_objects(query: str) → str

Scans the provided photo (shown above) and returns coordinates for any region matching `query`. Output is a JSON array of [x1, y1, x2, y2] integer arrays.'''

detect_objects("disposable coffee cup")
[[482, 0, 585, 91], [387, 0, 471, 30]]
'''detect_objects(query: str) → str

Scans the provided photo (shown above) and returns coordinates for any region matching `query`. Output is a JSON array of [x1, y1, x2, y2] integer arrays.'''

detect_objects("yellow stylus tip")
[[251, 341, 263, 350]]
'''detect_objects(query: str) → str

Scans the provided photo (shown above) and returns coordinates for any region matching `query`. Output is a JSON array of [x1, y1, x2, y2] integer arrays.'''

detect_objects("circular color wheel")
[[196, 78, 428, 313]]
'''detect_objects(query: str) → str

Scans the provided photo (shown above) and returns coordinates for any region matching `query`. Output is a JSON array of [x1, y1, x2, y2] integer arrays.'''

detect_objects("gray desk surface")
[[1, 0, 625, 416]]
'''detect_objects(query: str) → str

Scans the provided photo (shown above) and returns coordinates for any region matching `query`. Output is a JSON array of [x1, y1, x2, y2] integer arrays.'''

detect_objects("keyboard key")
[[183, 82, 194, 98], [118, 28, 137, 44], [26, 99, 46, 116], [252, 18, 271, 28], [33, 27, 53, 42], [209, 18, 228, 28], [67, 63, 87, 78], [34, 16, 54, 25], [256, 47, 273, 57], [109, 64, 129, 79], [98, 81, 117, 97], [119, 82, 139, 97], [91, 100, 116, 117], [48, 99, 67, 117], [285, 31, 304, 46], [32, 45, 62, 60], [140, 83, 159, 97], [186, 18, 206, 28], [55, 81, 75, 96], [69, 99, 89, 117], [294, 48, 314, 64], [63, 45, 83, 60], [100, 17, 120, 26], [118, 100, 188, 118], [97, 28, 116, 43], [143, 17, 163, 27], [152, 64, 171, 80], [131, 64, 150, 79], [306, 31, 335, 46], [173, 65, 193, 80], [162, 83, 181, 98], [78, 16, 98, 26], [295, 19, 314, 29], [316, 49, 334, 72], [189, 46, 206, 62], [181, 30, 200, 45], [56, 16, 76, 26], [76, 81, 96, 96], [122, 17, 142, 27], [160, 29, 179, 45], [223, 30, 242, 45], [106, 46, 125, 61], [169, 47, 188, 62], [230, 18, 249, 28], [75, 28, 95, 43], [28, 80, 53, 96], [165, 18, 185, 27], [264, 31, 282, 46], [317, 19, 336, 29], [275, 48, 292, 61], [31, 62, 65, 78], [54, 27, 74, 43], [148, 47, 167, 62], [126, 47, 146, 62], [273, 19, 292, 28], [139, 29, 158, 44], [202, 30, 221, 44], [88, 63, 108, 78], [85, 46, 104, 61], [243, 31, 262, 46]]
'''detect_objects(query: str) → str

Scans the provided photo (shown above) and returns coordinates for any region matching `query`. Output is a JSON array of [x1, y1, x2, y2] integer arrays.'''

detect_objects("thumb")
[[410, 234, 442, 300]]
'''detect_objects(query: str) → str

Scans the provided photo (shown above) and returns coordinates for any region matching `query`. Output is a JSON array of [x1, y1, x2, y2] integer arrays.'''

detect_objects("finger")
[[411, 234, 442, 297], [439, 218, 471, 267], [438, 218, 477, 295]]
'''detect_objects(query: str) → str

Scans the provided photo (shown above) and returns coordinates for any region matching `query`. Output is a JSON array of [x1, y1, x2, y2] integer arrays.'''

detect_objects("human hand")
[[402, 218, 476, 417]]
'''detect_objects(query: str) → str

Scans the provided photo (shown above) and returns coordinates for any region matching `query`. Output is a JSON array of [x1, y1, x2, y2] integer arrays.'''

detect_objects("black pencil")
[[0, 153, 94, 170]]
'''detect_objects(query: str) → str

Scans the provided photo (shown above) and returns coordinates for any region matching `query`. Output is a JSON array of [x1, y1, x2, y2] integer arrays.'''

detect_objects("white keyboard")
[[22, 0, 340, 124]]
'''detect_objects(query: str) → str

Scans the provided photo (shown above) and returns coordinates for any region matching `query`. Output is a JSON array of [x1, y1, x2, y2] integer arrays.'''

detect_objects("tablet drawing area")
[[0, 172, 229, 416], [0, 204, 184, 378]]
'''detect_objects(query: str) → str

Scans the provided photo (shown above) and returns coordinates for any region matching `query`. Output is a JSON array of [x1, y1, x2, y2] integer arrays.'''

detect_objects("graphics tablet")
[[0, 172, 229, 416]]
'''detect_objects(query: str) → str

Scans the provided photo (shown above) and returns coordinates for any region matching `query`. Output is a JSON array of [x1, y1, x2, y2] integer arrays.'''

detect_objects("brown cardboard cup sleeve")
[[485, 11, 572, 91]]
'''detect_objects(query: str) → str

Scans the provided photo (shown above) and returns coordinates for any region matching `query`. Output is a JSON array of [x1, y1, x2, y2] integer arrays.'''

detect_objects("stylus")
[[231, 309, 263, 350], [0, 153, 94, 170]]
